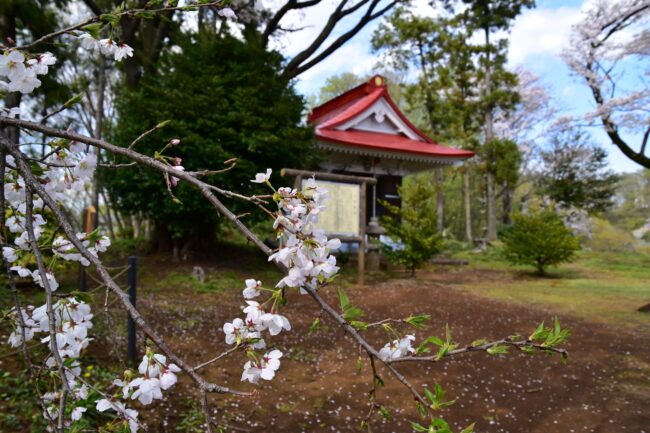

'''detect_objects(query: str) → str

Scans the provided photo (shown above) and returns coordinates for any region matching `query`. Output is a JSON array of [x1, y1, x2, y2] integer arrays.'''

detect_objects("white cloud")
[[507, 6, 583, 65]]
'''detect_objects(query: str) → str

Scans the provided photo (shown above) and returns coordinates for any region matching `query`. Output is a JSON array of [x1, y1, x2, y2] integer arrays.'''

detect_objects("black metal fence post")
[[127, 256, 137, 368]]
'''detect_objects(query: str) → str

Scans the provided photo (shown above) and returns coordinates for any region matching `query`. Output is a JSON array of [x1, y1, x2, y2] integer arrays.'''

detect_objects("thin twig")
[[192, 346, 240, 372]]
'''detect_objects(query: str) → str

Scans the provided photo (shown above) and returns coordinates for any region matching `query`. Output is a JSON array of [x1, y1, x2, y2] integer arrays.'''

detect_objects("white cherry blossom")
[[251, 168, 272, 183], [378, 335, 416, 361], [114, 43, 134, 61], [261, 312, 291, 336], [0, 50, 26, 80], [243, 279, 261, 298], [218, 7, 236, 18], [71, 406, 86, 421], [241, 350, 282, 384]]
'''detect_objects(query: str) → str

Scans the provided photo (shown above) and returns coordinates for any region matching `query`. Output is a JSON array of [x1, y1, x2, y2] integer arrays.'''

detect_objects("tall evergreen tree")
[[373, 9, 482, 238], [453, 0, 534, 240], [536, 128, 619, 213], [103, 33, 314, 256]]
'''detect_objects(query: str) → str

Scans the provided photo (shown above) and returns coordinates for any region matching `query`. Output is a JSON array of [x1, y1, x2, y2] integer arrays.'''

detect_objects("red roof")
[[308, 75, 474, 160]]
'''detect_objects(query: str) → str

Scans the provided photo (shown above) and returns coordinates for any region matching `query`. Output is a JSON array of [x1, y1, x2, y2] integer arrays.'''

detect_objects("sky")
[[271, 0, 645, 173]]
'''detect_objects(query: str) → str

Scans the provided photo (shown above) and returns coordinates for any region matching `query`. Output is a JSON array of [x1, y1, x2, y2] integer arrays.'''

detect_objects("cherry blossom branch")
[[362, 352, 381, 431], [192, 345, 241, 372], [388, 336, 568, 364], [8, 1, 226, 52], [0, 118, 568, 427], [301, 286, 428, 408], [127, 122, 168, 150], [0, 149, 52, 422], [24, 192, 70, 432], [2, 136, 251, 401], [366, 318, 405, 328], [0, 118, 431, 408], [0, 118, 275, 254]]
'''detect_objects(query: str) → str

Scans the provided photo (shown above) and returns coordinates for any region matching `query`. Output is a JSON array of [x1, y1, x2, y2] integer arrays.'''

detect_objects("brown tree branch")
[[2, 136, 251, 400], [284, 0, 399, 78]]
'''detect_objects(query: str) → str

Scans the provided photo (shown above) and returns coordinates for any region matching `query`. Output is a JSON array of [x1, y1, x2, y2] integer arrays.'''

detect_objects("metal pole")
[[127, 256, 137, 367]]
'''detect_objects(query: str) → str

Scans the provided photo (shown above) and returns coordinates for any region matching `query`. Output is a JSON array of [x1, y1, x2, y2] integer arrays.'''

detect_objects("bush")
[[380, 187, 444, 276], [585, 217, 635, 252], [501, 209, 580, 274]]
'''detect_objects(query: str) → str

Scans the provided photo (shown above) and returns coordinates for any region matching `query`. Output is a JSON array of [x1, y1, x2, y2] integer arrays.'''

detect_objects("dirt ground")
[[111, 263, 650, 433]]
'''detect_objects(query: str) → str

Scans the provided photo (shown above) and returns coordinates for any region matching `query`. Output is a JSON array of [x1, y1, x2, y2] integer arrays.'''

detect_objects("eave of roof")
[[316, 129, 474, 159]]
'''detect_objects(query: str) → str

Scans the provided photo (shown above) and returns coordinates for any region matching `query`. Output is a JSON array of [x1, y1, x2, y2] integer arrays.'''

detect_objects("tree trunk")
[[486, 171, 497, 241], [131, 214, 141, 238], [502, 182, 512, 225], [435, 167, 445, 233], [483, 26, 497, 241], [91, 57, 105, 230], [100, 190, 116, 240], [463, 169, 473, 242]]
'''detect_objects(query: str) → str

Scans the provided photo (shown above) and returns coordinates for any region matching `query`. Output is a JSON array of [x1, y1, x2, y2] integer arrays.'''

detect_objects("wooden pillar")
[[358, 182, 366, 286]]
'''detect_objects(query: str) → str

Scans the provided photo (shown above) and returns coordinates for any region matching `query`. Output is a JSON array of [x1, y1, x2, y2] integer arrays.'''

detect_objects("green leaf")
[[338, 289, 364, 321], [356, 356, 363, 373], [81, 23, 103, 39], [156, 119, 172, 129], [471, 339, 489, 347], [379, 406, 392, 421], [343, 307, 364, 321], [99, 13, 120, 26], [529, 321, 546, 341], [134, 11, 156, 19], [350, 320, 368, 331], [410, 422, 427, 432], [460, 423, 476, 433], [404, 314, 430, 329], [338, 288, 350, 311], [416, 401, 427, 418], [424, 387, 436, 405], [519, 344, 536, 355], [309, 318, 320, 335], [30, 163, 44, 177], [487, 345, 509, 355]]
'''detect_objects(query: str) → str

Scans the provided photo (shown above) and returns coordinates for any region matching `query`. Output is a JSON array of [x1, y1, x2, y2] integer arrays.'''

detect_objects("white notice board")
[[304, 180, 360, 236]]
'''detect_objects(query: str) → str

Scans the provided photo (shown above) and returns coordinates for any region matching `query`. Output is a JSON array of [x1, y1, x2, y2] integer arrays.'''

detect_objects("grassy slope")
[[453, 249, 650, 329]]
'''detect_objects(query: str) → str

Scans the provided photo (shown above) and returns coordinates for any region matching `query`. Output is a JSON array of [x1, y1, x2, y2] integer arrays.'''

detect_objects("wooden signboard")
[[281, 168, 376, 286], [304, 180, 360, 236]]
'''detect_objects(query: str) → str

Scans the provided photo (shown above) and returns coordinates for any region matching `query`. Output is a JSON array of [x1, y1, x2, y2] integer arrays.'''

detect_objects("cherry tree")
[[1, 3, 569, 432], [564, 0, 650, 168]]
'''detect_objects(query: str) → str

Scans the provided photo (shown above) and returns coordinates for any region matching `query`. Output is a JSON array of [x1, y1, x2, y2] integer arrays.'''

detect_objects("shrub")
[[585, 217, 635, 252], [380, 193, 444, 276], [501, 209, 580, 274]]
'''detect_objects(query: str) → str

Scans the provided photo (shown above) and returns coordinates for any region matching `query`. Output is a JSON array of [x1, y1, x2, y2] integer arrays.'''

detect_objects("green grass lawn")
[[453, 249, 650, 329]]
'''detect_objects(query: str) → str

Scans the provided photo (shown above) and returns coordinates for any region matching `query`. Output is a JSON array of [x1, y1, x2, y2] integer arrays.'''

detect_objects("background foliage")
[[104, 33, 314, 249]]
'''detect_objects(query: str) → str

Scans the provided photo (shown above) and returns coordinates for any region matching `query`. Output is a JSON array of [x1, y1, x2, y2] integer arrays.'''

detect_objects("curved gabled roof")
[[308, 75, 474, 161]]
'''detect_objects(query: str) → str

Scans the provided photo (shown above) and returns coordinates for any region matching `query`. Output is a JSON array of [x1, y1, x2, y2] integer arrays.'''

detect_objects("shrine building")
[[308, 75, 474, 222]]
